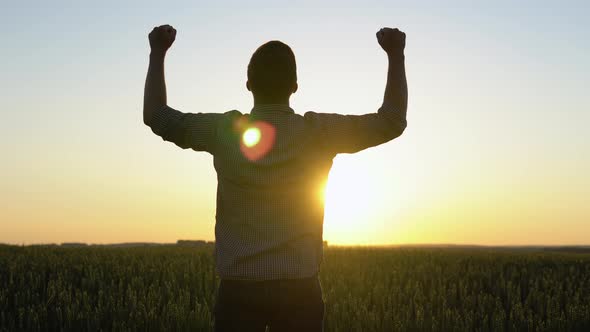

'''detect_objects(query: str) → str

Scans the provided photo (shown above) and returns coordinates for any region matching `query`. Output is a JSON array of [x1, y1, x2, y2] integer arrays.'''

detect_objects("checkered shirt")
[[149, 104, 406, 280]]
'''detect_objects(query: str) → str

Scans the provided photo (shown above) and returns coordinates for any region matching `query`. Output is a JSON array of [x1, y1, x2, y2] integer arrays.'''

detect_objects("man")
[[143, 24, 407, 332]]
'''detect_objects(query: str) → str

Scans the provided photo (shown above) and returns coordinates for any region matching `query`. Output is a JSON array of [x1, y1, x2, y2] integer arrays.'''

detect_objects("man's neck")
[[253, 97, 290, 107]]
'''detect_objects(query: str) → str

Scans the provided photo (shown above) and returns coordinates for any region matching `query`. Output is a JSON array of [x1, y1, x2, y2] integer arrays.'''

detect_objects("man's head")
[[247, 41, 298, 102]]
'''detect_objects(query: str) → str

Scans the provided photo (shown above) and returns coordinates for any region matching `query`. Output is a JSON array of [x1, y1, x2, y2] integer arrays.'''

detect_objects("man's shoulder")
[[224, 109, 243, 117], [215, 109, 244, 125], [301, 110, 347, 126], [301, 110, 325, 122]]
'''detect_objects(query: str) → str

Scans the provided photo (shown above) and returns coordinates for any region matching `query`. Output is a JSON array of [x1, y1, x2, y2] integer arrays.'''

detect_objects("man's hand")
[[149, 24, 177, 55], [376, 27, 405, 56]]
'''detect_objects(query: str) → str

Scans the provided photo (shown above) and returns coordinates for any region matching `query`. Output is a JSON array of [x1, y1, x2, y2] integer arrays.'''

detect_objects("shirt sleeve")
[[148, 106, 225, 154], [304, 105, 407, 154]]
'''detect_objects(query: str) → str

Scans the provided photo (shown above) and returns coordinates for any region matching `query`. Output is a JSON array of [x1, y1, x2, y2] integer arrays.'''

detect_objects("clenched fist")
[[149, 24, 177, 54], [376, 28, 405, 55]]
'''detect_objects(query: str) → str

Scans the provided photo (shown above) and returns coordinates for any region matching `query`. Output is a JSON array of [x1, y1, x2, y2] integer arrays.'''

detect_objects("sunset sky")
[[1, 0, 588, 245]]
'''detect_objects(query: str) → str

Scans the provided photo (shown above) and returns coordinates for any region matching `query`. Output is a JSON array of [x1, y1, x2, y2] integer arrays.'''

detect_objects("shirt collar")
[[251, 104, 295, 114]]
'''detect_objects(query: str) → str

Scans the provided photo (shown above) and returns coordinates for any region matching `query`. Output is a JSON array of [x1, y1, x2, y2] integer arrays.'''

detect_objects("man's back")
[[213, 105, 333, 280], [149, 103, 406, 280]]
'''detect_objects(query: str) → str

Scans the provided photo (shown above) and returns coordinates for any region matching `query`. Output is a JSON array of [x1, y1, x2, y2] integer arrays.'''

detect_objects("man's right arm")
[[143, 24, 176, 126], [143, 24, 224, 154]]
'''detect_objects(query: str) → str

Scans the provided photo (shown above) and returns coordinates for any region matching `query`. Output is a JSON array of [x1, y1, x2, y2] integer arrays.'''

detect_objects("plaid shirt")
[[149, 104, 406, 280]]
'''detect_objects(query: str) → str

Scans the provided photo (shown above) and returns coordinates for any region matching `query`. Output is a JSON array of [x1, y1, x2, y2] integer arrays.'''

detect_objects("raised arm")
[[142, 24, 224, 154], [143, 24, 176, 126], [377, 27, 407, 119], [304, 27, 408, 154]]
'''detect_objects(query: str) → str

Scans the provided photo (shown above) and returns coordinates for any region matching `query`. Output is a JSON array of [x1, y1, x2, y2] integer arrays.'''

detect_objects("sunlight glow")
[[322, 161, 386, 244], [3, 2, 589, 246]]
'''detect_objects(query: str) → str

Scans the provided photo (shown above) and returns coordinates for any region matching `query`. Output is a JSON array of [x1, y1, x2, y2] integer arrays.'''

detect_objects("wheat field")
[[1, 245, 589, 331]]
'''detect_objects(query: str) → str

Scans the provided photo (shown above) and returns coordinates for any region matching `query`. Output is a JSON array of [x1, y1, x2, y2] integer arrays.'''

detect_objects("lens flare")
[[234, 117, 276, 161], [243, 127, 261, 147]]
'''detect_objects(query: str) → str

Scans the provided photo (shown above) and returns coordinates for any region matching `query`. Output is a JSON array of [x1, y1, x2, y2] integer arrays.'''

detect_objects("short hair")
[[247, 41, 297, 99]]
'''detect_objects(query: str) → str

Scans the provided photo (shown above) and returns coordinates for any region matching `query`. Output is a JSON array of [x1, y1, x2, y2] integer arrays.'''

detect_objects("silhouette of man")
[[143, 24, 407, 332]]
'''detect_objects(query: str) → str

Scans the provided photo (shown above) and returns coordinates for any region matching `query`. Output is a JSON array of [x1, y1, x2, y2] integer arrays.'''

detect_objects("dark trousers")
[[213, 275, 324, 332]]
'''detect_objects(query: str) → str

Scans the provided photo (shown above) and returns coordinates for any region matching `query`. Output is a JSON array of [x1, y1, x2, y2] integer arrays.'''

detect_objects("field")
[[1, 245, 589, 331]]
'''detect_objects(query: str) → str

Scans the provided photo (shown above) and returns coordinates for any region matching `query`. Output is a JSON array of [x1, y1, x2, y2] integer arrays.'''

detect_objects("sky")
[[1, 0, 588, 245]]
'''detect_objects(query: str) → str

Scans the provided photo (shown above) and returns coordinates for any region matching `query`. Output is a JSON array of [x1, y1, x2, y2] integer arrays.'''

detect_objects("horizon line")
[[1, 241, 590, 248]]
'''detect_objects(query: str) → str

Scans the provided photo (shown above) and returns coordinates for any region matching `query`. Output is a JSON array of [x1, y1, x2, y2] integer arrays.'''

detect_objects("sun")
[[321, 161, 384, 244]]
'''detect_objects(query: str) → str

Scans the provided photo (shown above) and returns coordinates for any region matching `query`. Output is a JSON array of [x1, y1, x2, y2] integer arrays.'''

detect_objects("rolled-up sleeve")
[[149, 106, 225, 154], [304, 105, 407, 154]]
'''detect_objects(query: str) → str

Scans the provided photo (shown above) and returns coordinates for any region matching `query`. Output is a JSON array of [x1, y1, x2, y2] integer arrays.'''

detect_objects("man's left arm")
[[303, 27, 407, 155]]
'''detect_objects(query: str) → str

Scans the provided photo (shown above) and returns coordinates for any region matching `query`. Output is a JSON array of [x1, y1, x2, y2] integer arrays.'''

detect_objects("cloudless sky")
[[1, 0, 588, 245]]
